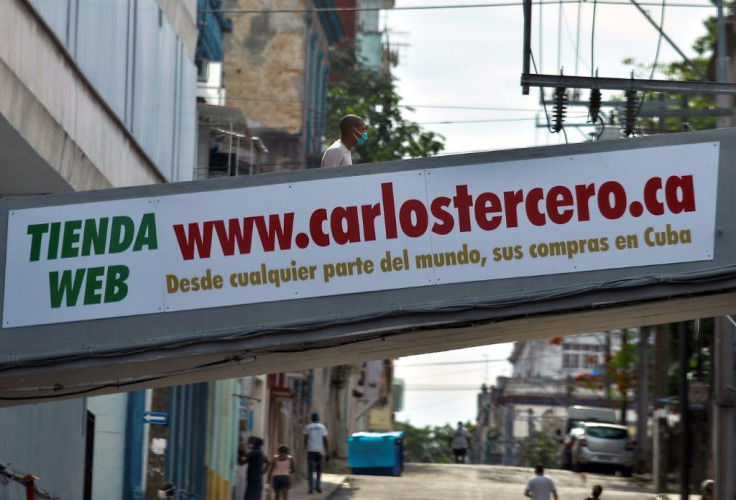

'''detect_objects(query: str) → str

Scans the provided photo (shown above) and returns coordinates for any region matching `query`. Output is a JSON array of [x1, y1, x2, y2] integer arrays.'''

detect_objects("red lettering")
[[399, 199, 429, 238], [360, 203, 382, 242], [665, 175, 696, 213], [309, 209, 329, 247], [173, 221, 214, 260], [452, 185, 474, 232], [574, 183, 596, 221], [547, 185, 574, 224], [431, 197, 454, 235], [474, 192, 502, 231], [214, 218, 255, 256], [254, 214, 294, 251], [330, 206, 361, 245], [381, 183, 398, 239], [525, 187, 546, 226], [597, 181, 627, 219], [503, 190, 524, 228], [643, 177, 664, 215]]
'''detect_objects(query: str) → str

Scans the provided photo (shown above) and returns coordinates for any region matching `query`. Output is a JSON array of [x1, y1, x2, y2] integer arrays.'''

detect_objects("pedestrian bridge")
[[2, 128, 735, 405]]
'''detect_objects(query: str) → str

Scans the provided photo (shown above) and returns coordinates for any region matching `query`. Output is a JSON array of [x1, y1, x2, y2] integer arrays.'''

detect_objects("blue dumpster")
[[347, 431, 405, 476]]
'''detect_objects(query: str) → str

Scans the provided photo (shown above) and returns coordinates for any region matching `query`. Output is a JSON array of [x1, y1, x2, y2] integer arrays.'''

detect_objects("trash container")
[[347, 431, 405, 476]]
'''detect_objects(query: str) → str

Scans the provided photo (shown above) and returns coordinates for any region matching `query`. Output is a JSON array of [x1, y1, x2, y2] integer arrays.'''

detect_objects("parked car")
[[570, 422, 634, 476], [557, 406, 618, 469]]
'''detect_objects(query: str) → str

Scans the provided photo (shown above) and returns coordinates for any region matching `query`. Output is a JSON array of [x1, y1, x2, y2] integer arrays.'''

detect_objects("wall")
[[0, 400, 87, 500], [88, 394, 129, 500], [24, 0, 197, 183]]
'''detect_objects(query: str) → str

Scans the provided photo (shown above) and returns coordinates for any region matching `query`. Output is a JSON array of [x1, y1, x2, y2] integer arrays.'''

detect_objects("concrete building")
[[222, 0, 345, 170], [475, 332, 633, 465], [0, 0, 198, 497]]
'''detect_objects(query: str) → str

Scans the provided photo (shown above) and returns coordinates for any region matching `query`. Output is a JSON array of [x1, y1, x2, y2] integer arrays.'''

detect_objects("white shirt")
[[304, 422, 328, 452], [321, 139, 352, 168], [452, 428, 470, 449], [525, 475, 557, 500]]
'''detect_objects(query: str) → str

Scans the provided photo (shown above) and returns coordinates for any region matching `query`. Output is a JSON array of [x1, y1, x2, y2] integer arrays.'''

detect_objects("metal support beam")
[[629, 0, 705, 80], [522, 74, 736, 95], [522, 0, 532, 95], [713, 316, 735, 500]]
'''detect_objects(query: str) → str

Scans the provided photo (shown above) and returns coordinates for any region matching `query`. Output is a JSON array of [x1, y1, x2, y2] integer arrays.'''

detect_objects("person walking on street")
[[303, 412, 329, 494], [266, 444, 295, 500], [321, 114, 367, 168], [524, 464, 558, 500], [450, 421, 472, 464], [243, 436, 269, 500], [585, 484, 603, 499]]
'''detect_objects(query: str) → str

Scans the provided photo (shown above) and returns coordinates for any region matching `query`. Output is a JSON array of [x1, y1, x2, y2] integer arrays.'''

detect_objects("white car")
[[570, 422, 635, 476]]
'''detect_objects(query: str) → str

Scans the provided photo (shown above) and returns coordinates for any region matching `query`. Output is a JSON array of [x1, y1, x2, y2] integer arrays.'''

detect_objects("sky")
[[382, 0, 715, 427]]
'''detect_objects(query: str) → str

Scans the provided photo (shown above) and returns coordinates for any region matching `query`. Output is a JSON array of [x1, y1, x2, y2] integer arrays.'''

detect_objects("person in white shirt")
[[321, 114, 367, 168], [524, 464, 558, 500], [303, 412, 329, 494], [450, 421, 472, 463]]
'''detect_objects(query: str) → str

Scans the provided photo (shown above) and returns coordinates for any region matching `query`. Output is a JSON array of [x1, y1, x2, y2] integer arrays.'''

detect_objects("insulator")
[[553, 87, 567, 133], [624, 90, 638, 136], [589, 88, 602, 123]]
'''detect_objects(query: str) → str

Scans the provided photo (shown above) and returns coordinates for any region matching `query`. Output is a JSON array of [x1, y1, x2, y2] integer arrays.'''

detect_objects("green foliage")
[[326, 41, 445, 162], [621, 8, 730, 134], [394, 421, 472, 464], [518, 430, 559, 467]]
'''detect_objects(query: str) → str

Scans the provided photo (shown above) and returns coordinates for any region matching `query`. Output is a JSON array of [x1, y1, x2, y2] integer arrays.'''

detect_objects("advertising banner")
[[3, 142, 719, 327]]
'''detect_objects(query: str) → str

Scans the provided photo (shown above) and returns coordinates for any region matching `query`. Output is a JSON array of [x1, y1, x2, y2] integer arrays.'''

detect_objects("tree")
[[326, 41, 445, 162], [394, 420, 464, 463]]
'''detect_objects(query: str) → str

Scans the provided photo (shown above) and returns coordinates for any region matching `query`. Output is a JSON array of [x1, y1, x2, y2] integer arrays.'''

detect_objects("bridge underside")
[[2, 128, 735, 406]]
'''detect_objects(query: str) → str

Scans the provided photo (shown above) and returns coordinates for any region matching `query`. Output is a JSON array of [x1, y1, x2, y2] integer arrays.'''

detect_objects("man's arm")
[[552, 490, 558, 500], [323, 435, 329, 461], [524, 489, 532, 498]]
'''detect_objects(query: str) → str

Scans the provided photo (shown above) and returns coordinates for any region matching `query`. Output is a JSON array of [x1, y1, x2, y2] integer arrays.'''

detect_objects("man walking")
[[524, 464, 558, 500], [450, 421, 472, 464], [321, 114, 367, 168], [303, 412, 329, 494]]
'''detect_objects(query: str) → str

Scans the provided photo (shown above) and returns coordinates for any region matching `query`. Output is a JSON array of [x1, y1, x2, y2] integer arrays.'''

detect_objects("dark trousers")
[[307, 451, 323, 491]]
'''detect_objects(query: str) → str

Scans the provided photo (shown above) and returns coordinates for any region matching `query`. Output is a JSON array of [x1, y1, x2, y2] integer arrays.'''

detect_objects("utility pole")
[[636, 328, 649, 472], [713, 316, 735, 500], [678, 321, 691, 500]]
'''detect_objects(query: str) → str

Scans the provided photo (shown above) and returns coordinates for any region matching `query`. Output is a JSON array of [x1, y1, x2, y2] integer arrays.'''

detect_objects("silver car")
[[570, 422, 635, 476]]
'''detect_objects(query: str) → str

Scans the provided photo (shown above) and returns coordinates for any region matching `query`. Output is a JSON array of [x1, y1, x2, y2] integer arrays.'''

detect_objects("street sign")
[[142, 411, 168, 425]]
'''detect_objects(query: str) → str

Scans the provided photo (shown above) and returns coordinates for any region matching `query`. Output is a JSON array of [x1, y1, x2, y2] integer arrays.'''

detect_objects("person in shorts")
[[267, 444, 295, 500]]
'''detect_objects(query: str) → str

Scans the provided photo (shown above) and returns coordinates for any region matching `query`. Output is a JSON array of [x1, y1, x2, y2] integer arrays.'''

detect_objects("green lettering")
[[133, 213, 158, 251], [61, 220, 82, 258], [83, 266, 105, 304], [48, 222, 61, 260], [27, 223, 49, 262], [109, 216, 134, 253], [81, 218, 109, 256], [104, 265, 129, 303], [49, 268, 86, 308]]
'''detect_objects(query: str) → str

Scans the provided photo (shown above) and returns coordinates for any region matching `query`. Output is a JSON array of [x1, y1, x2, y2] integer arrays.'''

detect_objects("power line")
[[203, 1, 718, 14], [397, 358, 510, 367]]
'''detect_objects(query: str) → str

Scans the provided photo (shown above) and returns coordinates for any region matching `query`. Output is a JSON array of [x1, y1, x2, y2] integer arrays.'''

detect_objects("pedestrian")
[[244, 436, 269, 500], [701, 479, 714, 500], [450, 421, 472, 464], [321, 114, 367, 168], [585, 484, 603, 499], [524, 463, 559, 500], [266, 444, 295, 500], [303, 412, 329, 494]]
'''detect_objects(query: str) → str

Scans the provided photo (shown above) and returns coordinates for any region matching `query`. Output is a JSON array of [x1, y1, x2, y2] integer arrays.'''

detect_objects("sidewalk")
[[286, 473, 348, 500]]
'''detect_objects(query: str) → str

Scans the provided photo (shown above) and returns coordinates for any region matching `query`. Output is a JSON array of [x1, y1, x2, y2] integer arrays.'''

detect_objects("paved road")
[[327, 463, 695, 500]]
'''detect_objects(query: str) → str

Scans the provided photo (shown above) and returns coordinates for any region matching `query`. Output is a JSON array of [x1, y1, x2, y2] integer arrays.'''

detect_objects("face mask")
[[353, 127, 368, 145]]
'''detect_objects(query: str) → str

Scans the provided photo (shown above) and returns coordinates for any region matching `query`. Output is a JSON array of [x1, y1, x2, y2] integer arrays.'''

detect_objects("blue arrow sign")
[[142, 411, 168, 425]]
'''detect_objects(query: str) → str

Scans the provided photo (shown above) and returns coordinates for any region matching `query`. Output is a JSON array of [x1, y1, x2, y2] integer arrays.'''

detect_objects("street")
[[328, 463, 690, 500]]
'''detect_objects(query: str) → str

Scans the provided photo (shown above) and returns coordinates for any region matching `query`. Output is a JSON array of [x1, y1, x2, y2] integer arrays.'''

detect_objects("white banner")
[[3, 142, 720, 327]]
